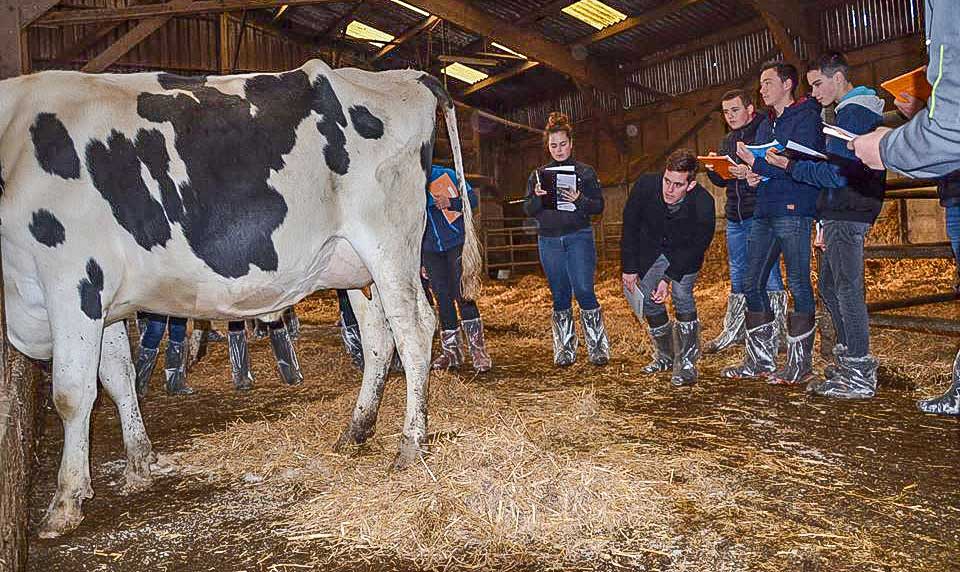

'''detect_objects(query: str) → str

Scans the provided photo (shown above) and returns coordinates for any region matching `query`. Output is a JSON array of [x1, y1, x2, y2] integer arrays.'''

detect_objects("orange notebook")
[[429, 172, 462, 224], [881, 66, 932, 103], [697, 154, 737, 180]]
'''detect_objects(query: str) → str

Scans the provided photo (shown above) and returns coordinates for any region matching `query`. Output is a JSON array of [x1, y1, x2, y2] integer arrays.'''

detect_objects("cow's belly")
[[310, 236, 374, 289], [1, 238, 53, 359]]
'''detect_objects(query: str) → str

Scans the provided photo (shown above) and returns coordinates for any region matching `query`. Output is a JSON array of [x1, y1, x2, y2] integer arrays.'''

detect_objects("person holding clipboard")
[[524, 112, 610, 367]]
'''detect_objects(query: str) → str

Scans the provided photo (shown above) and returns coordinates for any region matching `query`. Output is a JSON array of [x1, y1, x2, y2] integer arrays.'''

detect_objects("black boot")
[[164, 341, 195, 395], [705, 293, 746, 354], [228, 330, 255, 391], [269, 325, 304, 385], [917, 349, 960, 416], [641, 319, 674, 374], [769, 312, 816, 385], [340, 323, 364, 369], [134, 346, 159, 398], [722, 312, 778, 378], [671, 318, 700, 387]]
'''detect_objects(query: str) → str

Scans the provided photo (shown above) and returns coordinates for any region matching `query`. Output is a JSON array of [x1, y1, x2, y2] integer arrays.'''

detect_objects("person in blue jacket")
[[725, 61, 824, 384], [422, 165, 492, 372], [765, 52, 886, 399]]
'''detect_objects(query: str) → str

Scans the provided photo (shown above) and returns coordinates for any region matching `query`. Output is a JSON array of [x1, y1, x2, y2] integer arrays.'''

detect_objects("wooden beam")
[[37, 0, 341, 26], [372, 14, 439, 61], [218, 11, 230, 74], [19, 0, 60, 26], [515, 0, 573, 27], [752, 0, 819, 50], [399, 0, 619, 94], [437, 54, 500, 67], [313, 0, 361, 40], [81, 0, 195, 73], [454, 100, 543, 134], [461, 60, 539, 96], [578, 0, 707, 46], [625, 78, 672, 101], [755, 8, 802, 73], [472, 51, 527, 61], [1, 0, 28, 79]]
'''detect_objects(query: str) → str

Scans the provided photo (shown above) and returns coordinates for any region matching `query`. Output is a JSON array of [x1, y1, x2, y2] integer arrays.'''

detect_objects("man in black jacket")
[[622, 150, 716, 386], [705, 89, 788, 355]]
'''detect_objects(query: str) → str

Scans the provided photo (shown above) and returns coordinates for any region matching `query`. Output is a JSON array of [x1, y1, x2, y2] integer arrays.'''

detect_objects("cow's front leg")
[[98, 320, 155, 494], [335, 287, 394, 450], [38, 317, 103, 538]]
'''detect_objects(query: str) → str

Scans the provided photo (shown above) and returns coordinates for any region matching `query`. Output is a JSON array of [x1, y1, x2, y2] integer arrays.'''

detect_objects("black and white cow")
[[0, 58, 479, 537]]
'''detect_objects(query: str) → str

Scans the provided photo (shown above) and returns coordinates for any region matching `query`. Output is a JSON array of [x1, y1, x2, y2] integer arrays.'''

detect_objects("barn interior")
[[0, 0, 958, 571]]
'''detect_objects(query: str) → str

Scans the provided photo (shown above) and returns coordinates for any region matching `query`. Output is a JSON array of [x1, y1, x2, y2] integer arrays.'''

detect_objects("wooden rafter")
[[515, 0, 573, 27], [19, 0, 60, 26], [313, 0, 362, 40], [401, 0, 618, 93], [751, 0, 819, 50], [625, 78, 672, 101], [750, 1, 802, 73], [577, 0, 707, 46], [437, 54, 500, 66], [82, 0, 194, 73], [37, 0, 342, 26], [460, 60, 539, 96], [372, 14, 439, 61]]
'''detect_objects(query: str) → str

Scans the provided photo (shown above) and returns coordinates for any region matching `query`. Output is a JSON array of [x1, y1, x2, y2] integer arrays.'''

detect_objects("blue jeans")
[[745, 216, 815, 314], [726, 218, 784, 293], [819, 220, 871, 356], [140, 312, 187, 349], [945, 205, 960, 261], [538, 227, 599, 312], [638, 255, 699, 319]]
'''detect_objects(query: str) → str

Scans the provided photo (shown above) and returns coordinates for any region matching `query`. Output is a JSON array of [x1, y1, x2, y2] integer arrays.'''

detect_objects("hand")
[[765, 148, 789, 170], [434, 193, 451, 210], [736, 141, 756, 167], [729, 164, 751, 179], [622, 273, 639, 292], [746, 172, 762, 188], [894, 92, 926, 120], [533, 182, 547, 196], [849, 127, 891, 170], [651, 279, 670, 304], [704, 151, 717, 172], [559, 187, 581, 202]]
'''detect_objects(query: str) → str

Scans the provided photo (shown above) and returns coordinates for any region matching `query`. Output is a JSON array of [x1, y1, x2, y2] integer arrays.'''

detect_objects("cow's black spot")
[[28, 209, 65, 247], [157, 72, 207, 91], [86, 131, 172, 250], [312, 75, 349, 175], [349, 105, 384, 140], [77, 258, 104, 320], [30, 113, 80, 180], [135, 129, 183, 223], [417, 74, 453, 109], [420, 140, 433, 188], [0, 158, 5, 196]]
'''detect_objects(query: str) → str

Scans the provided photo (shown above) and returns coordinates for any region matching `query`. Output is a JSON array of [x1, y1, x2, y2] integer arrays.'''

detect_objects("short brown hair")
[[665, 149, 698, 181], [543, 111, 573, 149], [721, 88, 752, 108]]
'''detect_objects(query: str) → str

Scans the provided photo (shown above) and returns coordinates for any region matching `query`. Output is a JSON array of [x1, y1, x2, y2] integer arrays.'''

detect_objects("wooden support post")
[[218, 12, 231, 74]]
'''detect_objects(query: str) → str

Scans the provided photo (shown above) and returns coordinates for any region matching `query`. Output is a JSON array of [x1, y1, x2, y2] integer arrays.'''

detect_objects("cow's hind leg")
[[38, 317, 104, 538], [98, 320, 155, 493], [335, 287, 394, 450]]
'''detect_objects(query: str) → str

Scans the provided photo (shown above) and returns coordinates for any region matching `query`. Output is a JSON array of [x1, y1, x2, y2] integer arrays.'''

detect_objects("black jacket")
[[621, 174, 716, 281], [524, 158, 604, 237], [706, 113, 764, 222]]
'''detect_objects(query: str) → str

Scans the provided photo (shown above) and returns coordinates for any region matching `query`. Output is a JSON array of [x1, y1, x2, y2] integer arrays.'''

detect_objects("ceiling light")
[[390, 0, 431, 17], [442, 63, 489, 85], [490, 42, 527, 59], [561, 0, 627, 30], [345, 20, 395, 48]]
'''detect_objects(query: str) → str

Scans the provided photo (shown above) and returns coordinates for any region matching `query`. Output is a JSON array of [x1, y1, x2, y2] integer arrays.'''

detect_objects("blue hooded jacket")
[[751, 97, 824, 218], [422, 165, 478, 253]]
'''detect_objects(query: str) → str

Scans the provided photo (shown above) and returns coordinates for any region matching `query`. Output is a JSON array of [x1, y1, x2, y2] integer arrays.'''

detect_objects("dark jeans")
[[745, 216, 815, 314], [537, 227, 599, 312], [337, 289, 357, 328], [819, 220, 871, 356], [422, 244, 480, 331], [140, 312, 187, 349], [726, 218, 784, 293], [638, 254, 699, 319]]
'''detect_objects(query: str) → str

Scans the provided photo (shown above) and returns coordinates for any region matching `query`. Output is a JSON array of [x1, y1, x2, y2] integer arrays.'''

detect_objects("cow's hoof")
[[392, 438, 426, 471], [333, 429, 366, 452], [121, 469, 153, 495], [38, 490, 90, 538]]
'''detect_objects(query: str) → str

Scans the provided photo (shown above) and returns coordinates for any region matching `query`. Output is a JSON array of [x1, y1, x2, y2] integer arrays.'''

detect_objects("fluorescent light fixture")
[[442, 63, 489, 85], [390, 0, 430, 17], [561, 0, 627, 30], [345, 20, 395, 48], [490, 42, 527, 59]]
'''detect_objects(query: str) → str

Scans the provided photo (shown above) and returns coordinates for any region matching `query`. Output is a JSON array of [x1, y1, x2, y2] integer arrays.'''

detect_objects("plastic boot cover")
[[671, 320, 700, 387], [461, 318, 492, 373], [284, 308, 301, 340], [205, 329, 226, 343], [641, 321, 674, 374], [769, 313, 816, 385], [551, 309, 578, 366], [340, 323, 364, 370], [390, 351, 405, 373], [769, 290, 789, 350], [809, 354, 878, 399], [269, 327, 304, 385], [722, 313, 778, 379], [251, 320, 269, 340], [134, 346, 159, 398], [822, 343, 848, 380], [432, 328, 464, 370], [137, 318, 149, 344], [164, 341, 195, 395], [917, 349, 960, 416], [580, 307, 610, 366], [705, 293, 746, 354], [228, 331, 255, 391]]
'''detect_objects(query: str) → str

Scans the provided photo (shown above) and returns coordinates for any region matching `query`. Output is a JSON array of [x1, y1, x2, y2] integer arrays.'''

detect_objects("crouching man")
[[622, 150, 716, 386]]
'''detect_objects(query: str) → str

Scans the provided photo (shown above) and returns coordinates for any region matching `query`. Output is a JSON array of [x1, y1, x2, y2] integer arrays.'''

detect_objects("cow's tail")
[[422, 74, 482, 300]]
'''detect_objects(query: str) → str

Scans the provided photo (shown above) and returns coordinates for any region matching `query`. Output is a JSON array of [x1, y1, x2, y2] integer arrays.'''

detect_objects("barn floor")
[[26, 246, 960, 571]]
